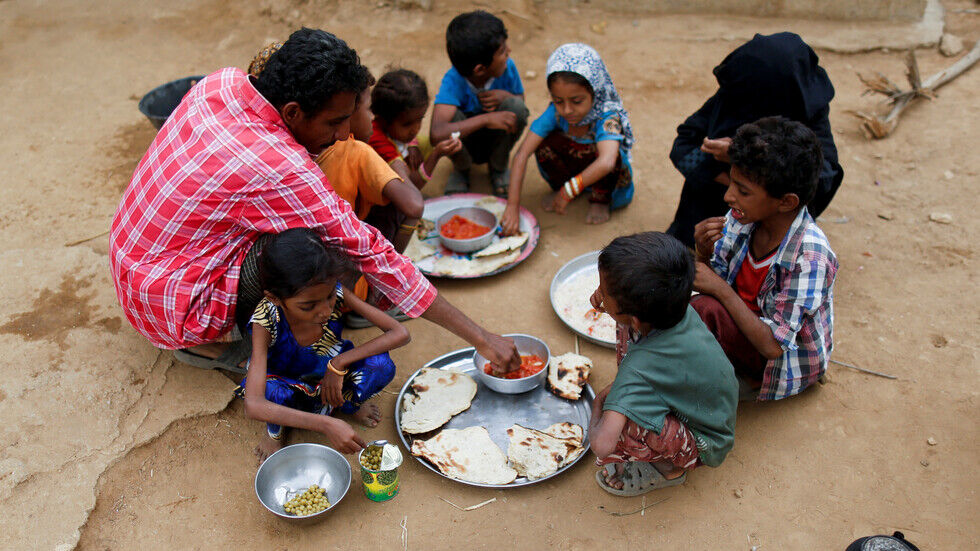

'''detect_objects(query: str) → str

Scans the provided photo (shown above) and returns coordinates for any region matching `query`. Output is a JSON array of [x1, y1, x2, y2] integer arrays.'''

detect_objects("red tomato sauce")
[[485, 354, 546, 379], [441, 215, 491, 240]]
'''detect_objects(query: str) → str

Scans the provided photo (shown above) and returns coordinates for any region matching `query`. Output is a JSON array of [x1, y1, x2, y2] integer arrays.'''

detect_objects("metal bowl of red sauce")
[[472, 334, 550, 394], [437, 206, 497, 253]]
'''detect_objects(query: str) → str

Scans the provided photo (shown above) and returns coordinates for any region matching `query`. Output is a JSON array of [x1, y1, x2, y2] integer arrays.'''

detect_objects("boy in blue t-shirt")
[[429, 10, 529, 195]]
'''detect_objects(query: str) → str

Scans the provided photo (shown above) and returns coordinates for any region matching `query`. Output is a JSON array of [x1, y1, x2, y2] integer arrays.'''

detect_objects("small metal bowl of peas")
[[255, 443, 351, 523]]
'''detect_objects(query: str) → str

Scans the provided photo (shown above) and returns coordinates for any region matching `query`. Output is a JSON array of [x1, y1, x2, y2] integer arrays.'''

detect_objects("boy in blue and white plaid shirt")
[[690, 116, 837, 401]]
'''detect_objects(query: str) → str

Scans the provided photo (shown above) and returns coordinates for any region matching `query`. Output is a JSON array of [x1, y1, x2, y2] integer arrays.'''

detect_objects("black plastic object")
[[137, 75, 205, 130]]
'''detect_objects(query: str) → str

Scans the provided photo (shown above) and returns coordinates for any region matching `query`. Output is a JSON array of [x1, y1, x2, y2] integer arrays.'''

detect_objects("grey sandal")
[[595, 462, 687, 496], [444, 170, 470, 194], [173, 338, 249, 375]]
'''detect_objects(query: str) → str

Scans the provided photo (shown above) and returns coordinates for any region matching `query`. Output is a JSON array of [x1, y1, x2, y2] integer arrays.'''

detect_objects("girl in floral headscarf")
[[500, 43, 634, 233]]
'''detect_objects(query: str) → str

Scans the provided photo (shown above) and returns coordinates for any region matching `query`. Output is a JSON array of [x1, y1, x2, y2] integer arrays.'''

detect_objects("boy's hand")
[[693, 262, 728, 296], [478, 89, 510, 111], [693, 216, 726, 261], [484, 111, 518, 133], [500, 204, 521, 236], [320, 370, 345, 408], [701, 137, 732, 162], [405, 146, 423, 171], [432, 136, 463, 158]]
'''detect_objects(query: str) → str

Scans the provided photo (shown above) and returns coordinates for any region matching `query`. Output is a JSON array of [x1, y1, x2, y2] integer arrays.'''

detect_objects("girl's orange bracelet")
[[327, 360, 348, 376]]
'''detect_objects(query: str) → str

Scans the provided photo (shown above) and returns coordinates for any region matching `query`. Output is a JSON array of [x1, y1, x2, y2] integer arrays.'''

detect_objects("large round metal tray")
[[549, 250, 616, 349], [413, 193, 540, 279], [394, 347, 594, 488]]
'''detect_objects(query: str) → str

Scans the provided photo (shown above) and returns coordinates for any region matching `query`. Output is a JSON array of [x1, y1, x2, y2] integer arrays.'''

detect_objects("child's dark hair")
[[598, 232, 694, 330], [259, 228, 354, 299], [371, 69, 429, 123], [729, 116, 823, 206], [253, 28, 372, 115], [446, 10, 507, 77], [547, 71, 593, 96]]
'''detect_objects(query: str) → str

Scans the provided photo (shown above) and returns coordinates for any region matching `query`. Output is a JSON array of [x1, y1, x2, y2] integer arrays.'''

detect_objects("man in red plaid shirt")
[[111, 29, 519, 382]]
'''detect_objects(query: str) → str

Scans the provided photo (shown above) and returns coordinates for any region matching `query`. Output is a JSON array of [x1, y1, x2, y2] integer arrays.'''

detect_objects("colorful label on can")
[[361, 466, 399, 502]]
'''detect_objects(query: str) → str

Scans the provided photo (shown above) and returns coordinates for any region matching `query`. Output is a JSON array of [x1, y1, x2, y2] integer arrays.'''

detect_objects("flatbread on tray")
[[505, 423, 586, 480], [403, 233, 437, 262], [432, 248, 521, 277], [473, 232, 529, 258], [411, 427, 518, 485], [547, 352, 592, 400], [474, 196, 506, 221], [400, 368, 477, 434]]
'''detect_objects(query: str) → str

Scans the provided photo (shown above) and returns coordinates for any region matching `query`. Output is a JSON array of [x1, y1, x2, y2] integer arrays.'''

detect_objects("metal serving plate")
[[394, 347, 594, 488], [549, 250, 616, 349], [413, 193, 540, 279]]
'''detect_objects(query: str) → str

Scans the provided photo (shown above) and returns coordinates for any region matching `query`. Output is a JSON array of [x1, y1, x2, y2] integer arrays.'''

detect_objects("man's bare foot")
[[602, 463, 626, 490], [255, 435, 283, 463], [652, 460, 686, 480], [586, 203, 611, 225], [352, 403, 382, 428], [541, 191, 558, 212]]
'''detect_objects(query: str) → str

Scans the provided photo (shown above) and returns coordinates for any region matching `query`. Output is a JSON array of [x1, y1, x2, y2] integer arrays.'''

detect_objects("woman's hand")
[[701, 137, 732, 162], [551, 189, 573, 214], [500, 204, 521, 236], [693, 216, 726, 262], [405, 146, 423, 171], [432, 136, 463, 158], [320, 370, 345, 408], [319, 418, 366, 454]]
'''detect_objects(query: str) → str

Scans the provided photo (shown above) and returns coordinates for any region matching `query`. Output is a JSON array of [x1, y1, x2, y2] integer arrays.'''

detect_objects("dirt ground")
[[1, 0, 977, 549]]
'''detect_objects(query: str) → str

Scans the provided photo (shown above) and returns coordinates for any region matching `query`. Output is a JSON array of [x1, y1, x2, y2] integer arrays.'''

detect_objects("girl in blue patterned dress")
[[500, 43, 634, 233], [238, 228, 410, 460]]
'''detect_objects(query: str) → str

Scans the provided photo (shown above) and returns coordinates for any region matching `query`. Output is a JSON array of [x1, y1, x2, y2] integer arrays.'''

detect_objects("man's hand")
[[701, 137, 732, 162], [477, 332, 520, 373], [693, 262, 728, 297], [484, 111, 518, 133], [500, 204, 521, 236], [478, 89, 510, 112], [320, 371, 345, 407], [693, 216, 726, 262]]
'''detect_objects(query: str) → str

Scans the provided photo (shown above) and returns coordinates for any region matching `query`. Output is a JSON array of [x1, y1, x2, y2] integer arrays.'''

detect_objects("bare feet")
[[541, 191, 558, 212], [652, 460, 686, 480], [352, 403, 382, 428], [602, 463, 626, 489], [255, 434, 283, 463], [586, 203, 611, 225]]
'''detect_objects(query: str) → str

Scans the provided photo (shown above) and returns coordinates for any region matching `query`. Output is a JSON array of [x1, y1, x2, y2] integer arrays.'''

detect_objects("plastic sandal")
[[173, 338, 249, 375], [490, 169, 510, 198], [595, 462, 687, 496]]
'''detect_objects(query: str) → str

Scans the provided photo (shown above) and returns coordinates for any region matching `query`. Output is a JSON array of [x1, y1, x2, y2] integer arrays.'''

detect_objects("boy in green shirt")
[[589, 232, 738, 496]]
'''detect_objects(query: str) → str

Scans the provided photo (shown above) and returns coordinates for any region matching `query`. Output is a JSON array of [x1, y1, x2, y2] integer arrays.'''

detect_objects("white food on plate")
[[403, 233, 437, 262], [473, 232, 528, 258], [432, 248, 520, 276], [400, 368, 477, 434], [473, 196, 506, 221], [553, 270, 616, 342], [411, 427, 518, 484]]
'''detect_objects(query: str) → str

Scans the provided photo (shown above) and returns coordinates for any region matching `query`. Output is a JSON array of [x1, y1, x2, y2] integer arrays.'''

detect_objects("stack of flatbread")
[[410, 427, 518, 485], [547, 352, 592, 400], [400, 368, 478, 434], [505, 422, 586, 481]]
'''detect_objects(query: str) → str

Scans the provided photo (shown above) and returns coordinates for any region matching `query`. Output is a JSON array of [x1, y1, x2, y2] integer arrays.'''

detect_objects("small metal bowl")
[[255, 443, 352, 523], [473, 334, 551, 394], [437, 206, 497, 253]]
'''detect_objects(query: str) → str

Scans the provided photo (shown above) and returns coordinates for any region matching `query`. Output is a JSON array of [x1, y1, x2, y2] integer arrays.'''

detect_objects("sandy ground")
[[0, 0, 977, 549]]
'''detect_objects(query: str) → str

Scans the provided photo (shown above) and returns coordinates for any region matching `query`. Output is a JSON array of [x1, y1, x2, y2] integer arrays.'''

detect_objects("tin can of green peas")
[[358, 441, 402, 502]]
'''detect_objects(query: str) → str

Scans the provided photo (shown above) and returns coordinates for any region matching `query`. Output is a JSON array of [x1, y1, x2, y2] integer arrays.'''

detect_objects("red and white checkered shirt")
[[110, 68, 436, 349]]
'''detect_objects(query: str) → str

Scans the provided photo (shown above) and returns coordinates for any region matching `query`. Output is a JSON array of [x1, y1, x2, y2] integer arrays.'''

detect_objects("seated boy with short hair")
[[429, 10, 530, 196], [589, 232, 737, 496], [692, 116, 838, 401]]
